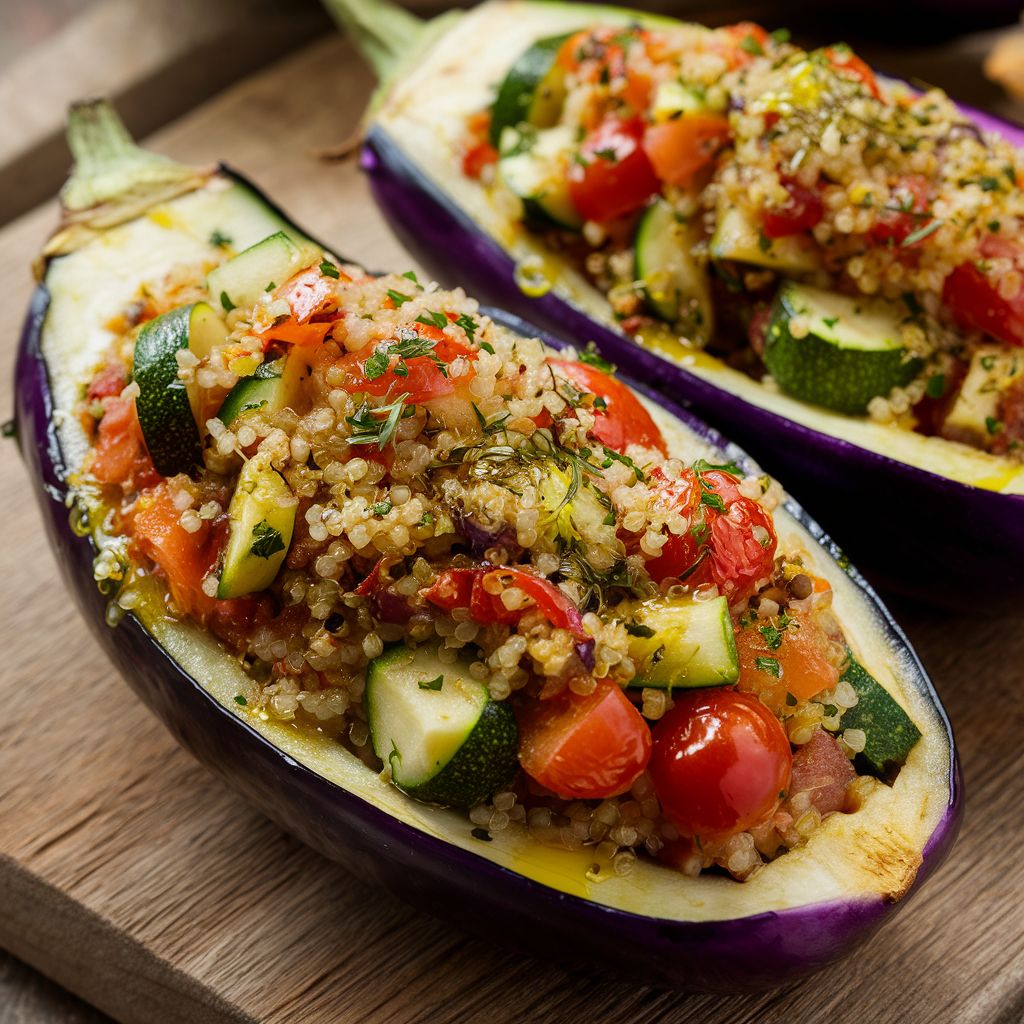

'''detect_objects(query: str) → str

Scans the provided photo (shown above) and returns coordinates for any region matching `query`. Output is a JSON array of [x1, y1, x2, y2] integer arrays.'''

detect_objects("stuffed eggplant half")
[[14, 101, 958, 991], [332, 0, 1024, 601]]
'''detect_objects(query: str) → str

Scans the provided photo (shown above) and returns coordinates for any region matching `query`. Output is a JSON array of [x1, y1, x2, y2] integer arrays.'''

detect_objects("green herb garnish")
[[250, 520, 285, 559]]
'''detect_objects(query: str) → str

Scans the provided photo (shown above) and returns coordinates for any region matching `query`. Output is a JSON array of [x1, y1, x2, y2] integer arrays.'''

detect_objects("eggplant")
[[14, 100, 960, 992], [328, 0, 1024, 604]]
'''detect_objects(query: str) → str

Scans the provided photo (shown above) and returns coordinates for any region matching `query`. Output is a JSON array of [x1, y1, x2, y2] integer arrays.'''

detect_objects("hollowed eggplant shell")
[[14, 162, 960, 992]]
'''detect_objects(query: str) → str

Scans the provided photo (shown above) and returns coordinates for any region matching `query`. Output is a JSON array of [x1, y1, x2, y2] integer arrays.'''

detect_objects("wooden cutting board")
[[2, 32, 1023, 1024]]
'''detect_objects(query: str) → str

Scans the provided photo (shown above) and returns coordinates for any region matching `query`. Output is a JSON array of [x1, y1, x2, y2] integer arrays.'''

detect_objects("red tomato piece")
[[824, 46, 883, 101], [518, 683, 652, 799], [642, 115, 730, 188], [870, 175, 931, 245], [335, 324, 476, 403], [943, 238, 1024, 347], [649, 689, 792, 842], [87, 363, 127, 401], [463, 140, 498, 178], [642, 467, 776, 601], [261, 319, 334, 348], [569, 118, 661, 223], [762, 181, 824, 238], [90, 396, 161, 491], [548, 358, 667, 454]]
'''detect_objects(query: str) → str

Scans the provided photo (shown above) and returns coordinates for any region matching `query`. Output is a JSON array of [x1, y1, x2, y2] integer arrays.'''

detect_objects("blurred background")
[[1, 0, 1023, 1020]]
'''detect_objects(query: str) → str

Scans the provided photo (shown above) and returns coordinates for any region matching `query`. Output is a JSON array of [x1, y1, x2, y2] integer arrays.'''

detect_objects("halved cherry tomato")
[[335, 323, 476, 403], [90, 396, 161, 491], [548, 358, 667, 454], [642, 466, 777, 601], [569, 118, 661, 223], [734, 611, 839, 713], [423, 566, 586, 639], [870, 175, 931, 245], [642, 114, 730, 188], [943, 236, 1024, 347], [518, 683, 652, 799], [649, 689, 792, 842], [762, 181, 824, 238], [824, 46, 883, 101]]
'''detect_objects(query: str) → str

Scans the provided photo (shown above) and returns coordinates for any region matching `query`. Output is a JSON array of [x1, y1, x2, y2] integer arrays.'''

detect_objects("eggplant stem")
[[321, 0, 426, 81], [60, 99, 200, 214]]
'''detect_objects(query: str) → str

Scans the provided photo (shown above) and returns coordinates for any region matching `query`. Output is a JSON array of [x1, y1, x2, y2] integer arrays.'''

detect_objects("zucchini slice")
[[366, 644, 519, 809], [498, 125, 582, 230], [634, 197, 713, 345], [217, 456, 297, 599], [710, 204, 820, 274], [489, 33, 571, 147], [764, 282, 922, 415], [207, 230, 315, 312], [217, 351, 312, 427], [133, 301, 227, 476], [624, 595, 739, 689]]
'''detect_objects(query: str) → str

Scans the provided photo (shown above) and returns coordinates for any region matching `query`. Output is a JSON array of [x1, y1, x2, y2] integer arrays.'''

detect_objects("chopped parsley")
[[234, 694, 248, 706], [479, 340, 495, 355], [402, 270, 423, 288], [250, 520, 285, 559], [364, 347, 391, 381], [415, 310, 449, 330], [624, 621, 657, 638], [926, 374, 946, 399], [601, 446, 645, 481], [770, 27, 791, 43], [372, 500, 393, 517], [593, 146, 620, 162], [386, 288, 413, 307], [759, 623, 783, 650], [755, 656, 781, 677], [346, 394, 412, 447], [209, 230, 232, 248], [758, 231, 772, 254], [981, 354, 997, 371], [979, 176, 1002, 192], [986, 416, 1003, 435], [579, 342, 615, 373], [418, 675, 444, 691], [739, 33, 764, 56], [320, 260, 341, 279], [219, 291, 236, 313], [785, 692, 798, 707], [901, 219, 943, 247], [822, 316, 839, 329], [455, 313, 479, 342], [264, 281, 276, 292]]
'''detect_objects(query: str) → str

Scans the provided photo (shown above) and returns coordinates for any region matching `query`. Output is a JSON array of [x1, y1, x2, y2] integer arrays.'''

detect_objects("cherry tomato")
[[569, 118, 661, 223], [548, 358, 667, 454], [734, 611, 839, 713], [762, 181, 824, 238], [335, 323, 477, 403], [943, 236, 1024, 348], [649, 689, 792, 842], [518, 683, 652, 799], [824, 46, 883, 101], [870, 175, 931, 245], [642, 114, 730, 188], [642, 467, 777, 601]]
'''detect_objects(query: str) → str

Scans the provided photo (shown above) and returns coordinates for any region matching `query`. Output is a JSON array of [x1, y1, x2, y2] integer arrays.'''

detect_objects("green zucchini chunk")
[[133, 301, 227, 477], [710, 204, 820, 274], [217, 456, 297, 598], [217, 352, 311, 427], [206, 230, 314, 312], [634, 197, 713, 344], [839, 654, 922, 775], [366, 644, 519, 809], [489, 33, 571, 147], [625, 595, 739, 690], [764, 282, 923, 415], [498, 125, 582, 230]]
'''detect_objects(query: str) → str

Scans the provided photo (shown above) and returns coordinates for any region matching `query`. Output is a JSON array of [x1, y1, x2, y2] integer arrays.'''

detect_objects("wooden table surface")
[[2, 7, 1024, 1023]]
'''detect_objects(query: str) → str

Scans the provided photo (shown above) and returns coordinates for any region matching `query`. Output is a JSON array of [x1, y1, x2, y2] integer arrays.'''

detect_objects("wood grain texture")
[[1, 29, 1023, 1024]]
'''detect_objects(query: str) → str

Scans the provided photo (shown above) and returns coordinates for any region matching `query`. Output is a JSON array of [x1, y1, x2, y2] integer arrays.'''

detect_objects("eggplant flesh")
[[353, 0, 1024, 602], [14, 106, 959, 990]]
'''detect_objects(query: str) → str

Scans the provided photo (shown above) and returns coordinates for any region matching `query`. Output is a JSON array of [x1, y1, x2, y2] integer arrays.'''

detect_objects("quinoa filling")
[[81, 243, 918, 881], [462, 21, 1024, 459]]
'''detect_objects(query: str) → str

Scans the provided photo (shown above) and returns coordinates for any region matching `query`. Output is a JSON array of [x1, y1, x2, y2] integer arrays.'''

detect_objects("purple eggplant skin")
[[360, 117, 1024, 608], [14, 228, 960, 990]]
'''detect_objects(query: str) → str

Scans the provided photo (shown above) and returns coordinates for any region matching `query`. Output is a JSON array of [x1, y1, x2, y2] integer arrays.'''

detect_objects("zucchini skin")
[[15, 167, 961, 993], [360, 126, 1024, 605]]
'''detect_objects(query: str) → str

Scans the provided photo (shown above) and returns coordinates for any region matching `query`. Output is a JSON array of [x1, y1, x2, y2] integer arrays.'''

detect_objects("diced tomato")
[[734, 611, 840, 713], [762, 181, 824, 238], [131, 484, 240, 623], [649, 689, 792, 842], [463, 140, 498, 178], [276, 266, 341, 323], [518, 683, 652, 799], [787, 730, 855, 816], [824, 46, 883, 101], [90, 396, 161, 491], [87, 363, 127, 402], [547, 358, 667, 454], [870, 175, 931, 245], [423, 566, 586, 639], [261, 319, 335, 348], [943, 236, 1024, 347], [642, 114, 730, 188], [569, 117, 661, 223], [335, 323, 477, 403], [642, 466, 777, 601]]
